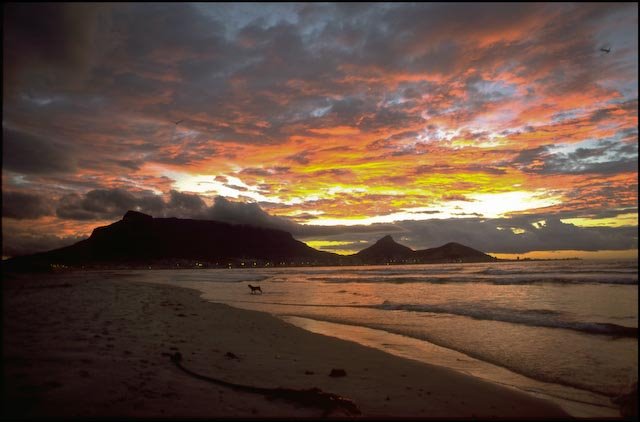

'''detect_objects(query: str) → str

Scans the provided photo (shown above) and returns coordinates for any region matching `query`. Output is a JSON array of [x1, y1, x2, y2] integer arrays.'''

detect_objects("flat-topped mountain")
[[3, 211, 496, 271], [3, 211, 339, 270]]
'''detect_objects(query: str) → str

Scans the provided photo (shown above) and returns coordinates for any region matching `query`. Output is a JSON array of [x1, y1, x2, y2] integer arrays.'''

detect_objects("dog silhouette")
[[248, 284, 262, 294]]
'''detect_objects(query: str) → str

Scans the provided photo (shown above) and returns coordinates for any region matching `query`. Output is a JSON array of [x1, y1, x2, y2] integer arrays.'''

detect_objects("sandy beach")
[[2, 271, 571, 419]]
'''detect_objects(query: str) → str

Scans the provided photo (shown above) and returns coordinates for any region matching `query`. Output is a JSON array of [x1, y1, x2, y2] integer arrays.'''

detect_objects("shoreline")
[[280, 316, 620, 418], [3, 272, 573, 418]]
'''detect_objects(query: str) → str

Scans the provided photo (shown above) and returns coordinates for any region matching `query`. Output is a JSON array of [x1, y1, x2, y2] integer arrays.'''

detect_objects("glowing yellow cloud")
[[492, 250, 639, 260], [561, 213, 638, 228]]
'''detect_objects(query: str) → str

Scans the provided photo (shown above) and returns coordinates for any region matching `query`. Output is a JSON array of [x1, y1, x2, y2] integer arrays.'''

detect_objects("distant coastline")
[[36, 255, 582, 272], [496, 257, 583, 262]]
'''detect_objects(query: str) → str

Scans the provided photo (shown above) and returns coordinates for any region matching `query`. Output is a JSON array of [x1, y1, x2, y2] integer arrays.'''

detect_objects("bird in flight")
[[174, 120, 183, 125], [600, 47, 611, 53]]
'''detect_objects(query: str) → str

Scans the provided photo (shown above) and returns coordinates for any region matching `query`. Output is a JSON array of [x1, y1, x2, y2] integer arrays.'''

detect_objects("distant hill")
[[415, 242, 497, 263], [350, 236, 496, 264], [2, 211, 496, 271]]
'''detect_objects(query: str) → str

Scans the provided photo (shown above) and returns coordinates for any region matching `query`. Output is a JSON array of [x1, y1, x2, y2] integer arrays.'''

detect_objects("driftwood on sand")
[[163, 351, 361, 417]]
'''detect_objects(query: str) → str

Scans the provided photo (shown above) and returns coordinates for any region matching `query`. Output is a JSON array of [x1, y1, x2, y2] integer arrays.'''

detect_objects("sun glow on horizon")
[[299, 190, 563, 226], [304, 240, 366, 256], [561, 213, 638, 228], [491, 249, 639, 260]]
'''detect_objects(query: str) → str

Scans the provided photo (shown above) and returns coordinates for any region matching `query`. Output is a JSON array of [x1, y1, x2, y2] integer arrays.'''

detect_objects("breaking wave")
[[370, 301, 638, 338], [307, 275, 638, 285]]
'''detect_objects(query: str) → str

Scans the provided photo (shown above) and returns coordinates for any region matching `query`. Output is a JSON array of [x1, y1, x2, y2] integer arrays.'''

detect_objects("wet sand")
[[2, 272, 571, 418]]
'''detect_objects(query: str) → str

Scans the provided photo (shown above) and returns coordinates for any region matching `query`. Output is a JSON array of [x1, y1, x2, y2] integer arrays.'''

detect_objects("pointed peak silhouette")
[[356, 235, 414, 260]]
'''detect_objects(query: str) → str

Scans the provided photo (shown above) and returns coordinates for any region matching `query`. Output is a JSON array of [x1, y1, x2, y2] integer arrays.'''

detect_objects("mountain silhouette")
[[354, 235, 414, 262], [350, 236, 496, 264], [3, 211, 496, 271], [3, 211, 339, 271], [415, 242, 497, 263]]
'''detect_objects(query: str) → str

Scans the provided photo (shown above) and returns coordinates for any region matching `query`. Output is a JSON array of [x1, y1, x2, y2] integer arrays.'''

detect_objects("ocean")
[[129, 259, 637, 417]]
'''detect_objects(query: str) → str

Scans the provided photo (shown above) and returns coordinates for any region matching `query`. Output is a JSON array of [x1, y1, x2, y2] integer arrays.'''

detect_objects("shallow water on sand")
[[127, 259, 637, 417]]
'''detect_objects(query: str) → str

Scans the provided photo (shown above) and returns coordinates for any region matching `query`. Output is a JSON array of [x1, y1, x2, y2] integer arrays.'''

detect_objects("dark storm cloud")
[[5, 2, 633, 150], [513, 146, 549, 167], [57, 189, 162, 220], [111, 72, 168, 98], [515, 208, 638, 223], [2, 232, 88, 258], [52, 189, 295, 231], [413, 164, 457, 175], [55, 189, 209, 221], [166, 190, 207, 217], [521, 4, 637, 96], [286, 150, 313, 165], [242, 167, 291, 177], [442, 194, 474, 202], [2, 128, 77, 175], [368, 130, 421, 150], [512, 141, 638, 175], [58, 190, 131, 220], [152, 144, 220, 167], [96, 4, 462, 139], [54, 189, 400, 238], [325, 97, 367, 122], [224, 184, 249, 192], [315, 3, 542, 75], [3, 3, 112, 97], [108, 159, 143, 171], [232, 21, 342, 93], [393, 217, 638, 254], [310, 168, 355, 177], [2, 191, 54, 219], [116, 3, 225, 58], [201, 196, 299, 232], [359, 107, 423, 132], [75, 156, 146, 173]]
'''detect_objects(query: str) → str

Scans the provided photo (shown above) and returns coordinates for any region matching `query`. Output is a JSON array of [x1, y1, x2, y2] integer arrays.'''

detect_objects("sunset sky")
[[2, 3, 638, 259]]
